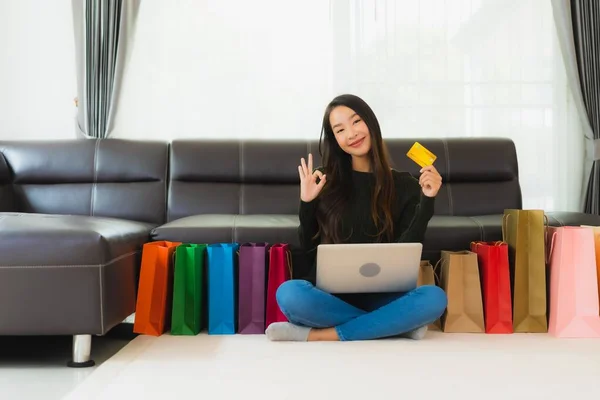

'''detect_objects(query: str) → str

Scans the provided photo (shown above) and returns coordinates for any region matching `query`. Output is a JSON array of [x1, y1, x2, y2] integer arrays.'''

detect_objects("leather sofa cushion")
[[546, 211, 600, 227], [167, 138, 522, 220], [0, 139, 169, 224], [0, 213, 154, 335], [152, 214, 299, 245], [0, 213, 154, 266], [118, 210, 600, 287], [152, 211, 600, 253], [152, 214, 507, 254]]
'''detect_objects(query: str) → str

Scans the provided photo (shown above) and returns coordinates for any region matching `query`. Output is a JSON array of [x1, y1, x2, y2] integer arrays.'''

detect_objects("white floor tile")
[[0, 334, 130, 400]]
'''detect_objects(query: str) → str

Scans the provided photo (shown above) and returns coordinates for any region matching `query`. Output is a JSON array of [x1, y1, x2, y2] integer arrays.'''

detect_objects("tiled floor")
[[0, 327, 133, 400]]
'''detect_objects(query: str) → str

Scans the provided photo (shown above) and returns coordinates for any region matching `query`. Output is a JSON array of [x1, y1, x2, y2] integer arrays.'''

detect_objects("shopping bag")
[[502, 209, 548, 333], [418, 260, 442, 331], [438, 250, 485, 333], [266, 243, 292, 327], [470, 241, 513, 334], [582, 225, 600, 311], [546, 226, 600, 337], [133, 241, 181, 336], [171, 243, 207, 336], [207, 243, 239, 334], [237, 242, 269, 334]]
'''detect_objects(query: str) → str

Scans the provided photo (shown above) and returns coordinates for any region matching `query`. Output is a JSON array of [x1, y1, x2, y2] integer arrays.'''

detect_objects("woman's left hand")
[[419, 165, 442, 197]]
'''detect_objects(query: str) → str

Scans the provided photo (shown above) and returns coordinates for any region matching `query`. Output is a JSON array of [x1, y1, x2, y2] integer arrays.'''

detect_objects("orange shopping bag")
[[133, 241, 181, 336]]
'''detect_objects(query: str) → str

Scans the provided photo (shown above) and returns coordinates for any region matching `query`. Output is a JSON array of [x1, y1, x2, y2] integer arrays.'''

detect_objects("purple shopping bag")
[[237, 242, 269, 334]]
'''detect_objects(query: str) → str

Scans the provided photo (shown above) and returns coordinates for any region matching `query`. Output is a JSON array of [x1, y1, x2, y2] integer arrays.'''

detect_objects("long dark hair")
[[315, 94, 396, 244]]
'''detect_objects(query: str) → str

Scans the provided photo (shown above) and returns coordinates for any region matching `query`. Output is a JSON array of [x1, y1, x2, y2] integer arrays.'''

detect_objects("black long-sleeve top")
[[298, 169, 435, 283]]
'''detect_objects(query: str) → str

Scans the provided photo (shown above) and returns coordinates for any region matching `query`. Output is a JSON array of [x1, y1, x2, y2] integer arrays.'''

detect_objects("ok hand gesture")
[[298, 153, 326, 202]]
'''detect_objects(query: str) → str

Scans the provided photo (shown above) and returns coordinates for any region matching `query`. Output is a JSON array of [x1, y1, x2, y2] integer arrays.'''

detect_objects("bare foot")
[[307, 327, 340, 341]]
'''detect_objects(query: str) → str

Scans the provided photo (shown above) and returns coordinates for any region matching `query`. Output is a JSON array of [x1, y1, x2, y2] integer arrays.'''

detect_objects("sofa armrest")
[[0, 152, 14, 212], [546, 211, 600, 227]]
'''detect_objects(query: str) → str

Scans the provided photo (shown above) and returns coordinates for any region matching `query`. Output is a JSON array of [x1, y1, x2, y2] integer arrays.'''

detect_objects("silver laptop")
[[315, 243, 423, 294]]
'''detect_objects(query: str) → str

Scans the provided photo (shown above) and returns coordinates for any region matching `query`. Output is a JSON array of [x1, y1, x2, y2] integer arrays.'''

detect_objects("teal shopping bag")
[[207, 243, 239, 334], [171, 243, 207, 335]]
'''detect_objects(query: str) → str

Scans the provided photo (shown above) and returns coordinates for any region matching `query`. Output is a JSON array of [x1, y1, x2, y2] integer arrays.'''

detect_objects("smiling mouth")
[[349, 137, 365, 147]]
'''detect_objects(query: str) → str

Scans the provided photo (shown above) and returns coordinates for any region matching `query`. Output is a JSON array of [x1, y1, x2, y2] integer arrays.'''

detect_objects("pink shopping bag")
[[546, 226, 600, 338], [582, 225, 600, 311]]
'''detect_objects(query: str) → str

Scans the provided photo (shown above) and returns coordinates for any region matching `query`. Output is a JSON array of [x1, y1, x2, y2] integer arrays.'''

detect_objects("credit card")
[[406, 142, 437, 168]]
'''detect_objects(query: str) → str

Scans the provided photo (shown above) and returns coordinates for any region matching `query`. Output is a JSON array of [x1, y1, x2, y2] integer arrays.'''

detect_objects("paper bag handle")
[[432, 258, 443, 285], [546, 231, 557, 264], [470, 240, 506, 247], [501, 214, 509, 242], [286, 250, 293, 277]]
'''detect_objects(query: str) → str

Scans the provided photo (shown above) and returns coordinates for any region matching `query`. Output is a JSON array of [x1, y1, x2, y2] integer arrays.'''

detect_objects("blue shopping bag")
[[207, 243, 239, 334]]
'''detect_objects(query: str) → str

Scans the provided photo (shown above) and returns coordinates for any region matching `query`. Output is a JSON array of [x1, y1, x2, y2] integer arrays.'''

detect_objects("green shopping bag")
[[171, 243, 207, 335]]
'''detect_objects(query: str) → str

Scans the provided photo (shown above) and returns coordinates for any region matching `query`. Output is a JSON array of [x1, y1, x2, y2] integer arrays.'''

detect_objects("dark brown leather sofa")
[[0, 139, 168, 367], [1, 137, 598, 367]]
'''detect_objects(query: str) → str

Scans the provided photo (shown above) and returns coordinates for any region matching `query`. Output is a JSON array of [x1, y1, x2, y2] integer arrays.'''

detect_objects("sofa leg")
[[67, 334, 95, 368]]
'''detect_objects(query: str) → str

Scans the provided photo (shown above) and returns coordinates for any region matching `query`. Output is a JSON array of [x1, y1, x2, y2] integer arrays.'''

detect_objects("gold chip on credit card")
[[406, 142, 437, 168]]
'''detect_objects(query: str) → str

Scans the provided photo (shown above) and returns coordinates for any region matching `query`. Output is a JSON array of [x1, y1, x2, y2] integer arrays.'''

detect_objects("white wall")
[[0, 1, 77, 140], [111, 0, 332, 140]]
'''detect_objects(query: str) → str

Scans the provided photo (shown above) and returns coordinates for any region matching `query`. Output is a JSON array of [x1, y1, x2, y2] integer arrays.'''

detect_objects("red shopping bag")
[[470, 241, 513, 334], [265, 243, 292, 327]]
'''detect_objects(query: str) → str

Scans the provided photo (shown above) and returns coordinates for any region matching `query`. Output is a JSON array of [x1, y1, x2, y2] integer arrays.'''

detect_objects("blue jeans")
[[276, 280, 447, 341]]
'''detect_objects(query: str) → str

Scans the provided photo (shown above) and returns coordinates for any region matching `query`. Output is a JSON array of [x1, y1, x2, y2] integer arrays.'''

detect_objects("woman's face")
[[329, 105, 371, 158]]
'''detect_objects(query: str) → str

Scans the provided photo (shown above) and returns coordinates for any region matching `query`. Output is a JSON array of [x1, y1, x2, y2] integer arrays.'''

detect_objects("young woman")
[[265, 94, 448, 342]]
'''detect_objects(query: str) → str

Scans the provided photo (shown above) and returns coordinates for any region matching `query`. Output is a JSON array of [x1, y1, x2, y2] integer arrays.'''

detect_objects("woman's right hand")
[[298, 153, 326, 202]]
